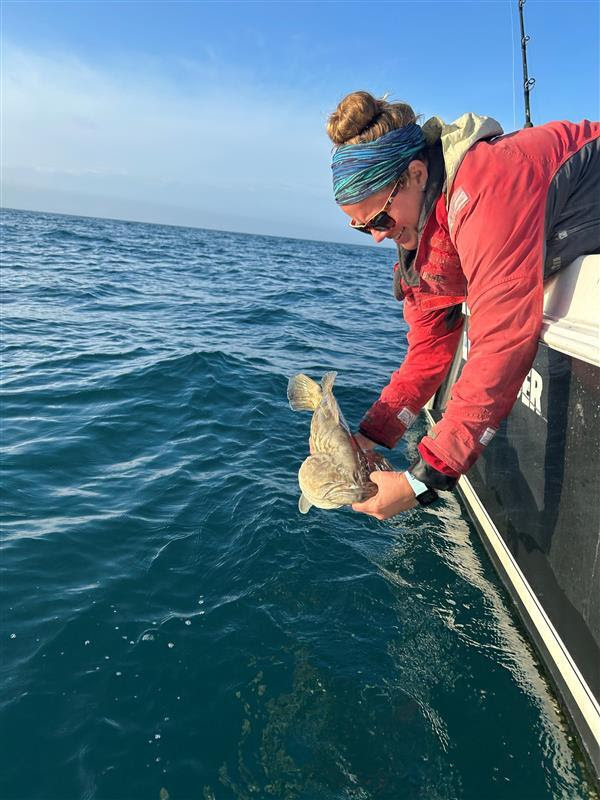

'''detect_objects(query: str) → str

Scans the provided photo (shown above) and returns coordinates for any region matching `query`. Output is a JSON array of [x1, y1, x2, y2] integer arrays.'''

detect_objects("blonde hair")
[[326, 91, 418, 146]]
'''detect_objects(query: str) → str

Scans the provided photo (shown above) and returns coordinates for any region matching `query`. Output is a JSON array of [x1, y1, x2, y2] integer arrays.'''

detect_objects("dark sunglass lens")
[[350, 211, 395, 234], [370, 212, 395, 231]]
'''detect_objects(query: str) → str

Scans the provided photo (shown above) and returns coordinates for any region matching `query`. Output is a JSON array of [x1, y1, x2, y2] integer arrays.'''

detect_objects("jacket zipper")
[[552, 219, 599, 241]]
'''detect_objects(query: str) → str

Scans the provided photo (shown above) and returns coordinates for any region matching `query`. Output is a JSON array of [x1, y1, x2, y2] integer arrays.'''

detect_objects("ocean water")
[[0, 207, 596, 800]]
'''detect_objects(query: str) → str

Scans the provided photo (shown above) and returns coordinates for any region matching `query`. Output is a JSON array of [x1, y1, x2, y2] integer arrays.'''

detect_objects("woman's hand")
[[352, 471, 418, 520]]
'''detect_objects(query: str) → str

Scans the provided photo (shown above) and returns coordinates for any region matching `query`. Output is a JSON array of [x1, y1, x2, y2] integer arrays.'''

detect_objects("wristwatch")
[[403, 470, 439, 506]]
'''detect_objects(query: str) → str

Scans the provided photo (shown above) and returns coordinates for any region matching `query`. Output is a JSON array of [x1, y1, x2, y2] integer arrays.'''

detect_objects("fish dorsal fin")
[[287, 374, 322, 412], [320, 371, 337, 393], [320, 371, 340, 425], [298, 494, 312, 514]]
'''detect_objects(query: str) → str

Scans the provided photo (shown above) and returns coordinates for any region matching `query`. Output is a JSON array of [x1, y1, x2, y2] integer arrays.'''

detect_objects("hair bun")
[[327, 91, 418, 147], [327, 91, 382, 145]]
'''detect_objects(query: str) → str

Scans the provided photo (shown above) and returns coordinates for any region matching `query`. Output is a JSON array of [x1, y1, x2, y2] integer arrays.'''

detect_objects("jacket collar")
[[422, 112, 504, 200], [418, 140, 445, 233]]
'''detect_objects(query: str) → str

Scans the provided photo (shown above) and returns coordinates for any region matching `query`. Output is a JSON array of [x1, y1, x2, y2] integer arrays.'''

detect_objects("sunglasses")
[[349, 177, 402, 234]]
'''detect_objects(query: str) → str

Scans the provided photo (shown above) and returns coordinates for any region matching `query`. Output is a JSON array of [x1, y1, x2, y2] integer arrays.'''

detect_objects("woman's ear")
[[407, 160, 428, 189]]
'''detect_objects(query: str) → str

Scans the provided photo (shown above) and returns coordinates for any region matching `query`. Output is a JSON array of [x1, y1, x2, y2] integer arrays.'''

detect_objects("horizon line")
[[0, 204, 395, 252]]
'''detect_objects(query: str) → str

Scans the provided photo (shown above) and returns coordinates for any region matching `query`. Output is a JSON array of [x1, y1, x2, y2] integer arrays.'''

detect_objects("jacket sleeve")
[[359, 298, 464, 449], [414, 156, 546, 486]]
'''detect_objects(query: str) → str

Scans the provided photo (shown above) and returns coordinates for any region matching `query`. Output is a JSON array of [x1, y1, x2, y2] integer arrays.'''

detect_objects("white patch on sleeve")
[[396, 407, 417, 428], [448, 187, 470, 234], [479, 427, 497, 446]]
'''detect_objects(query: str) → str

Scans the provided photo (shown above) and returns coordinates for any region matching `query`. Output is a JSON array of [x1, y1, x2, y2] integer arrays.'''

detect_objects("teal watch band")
[[404, 471, 439, 506], [404, 470, 429, 496]]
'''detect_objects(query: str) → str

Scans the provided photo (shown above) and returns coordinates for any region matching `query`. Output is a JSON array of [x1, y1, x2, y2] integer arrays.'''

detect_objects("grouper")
[[287, 371, 392, 514]]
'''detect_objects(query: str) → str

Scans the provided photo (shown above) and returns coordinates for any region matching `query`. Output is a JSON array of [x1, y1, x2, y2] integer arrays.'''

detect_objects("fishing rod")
[[518, 0, 535, 127]]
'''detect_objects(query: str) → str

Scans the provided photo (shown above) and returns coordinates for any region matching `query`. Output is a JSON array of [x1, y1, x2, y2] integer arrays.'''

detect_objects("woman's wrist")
[[404, 470, 439, 506]]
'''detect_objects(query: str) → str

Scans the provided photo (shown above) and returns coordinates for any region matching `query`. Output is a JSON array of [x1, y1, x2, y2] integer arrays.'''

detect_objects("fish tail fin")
[[287, 374, 322, 412]]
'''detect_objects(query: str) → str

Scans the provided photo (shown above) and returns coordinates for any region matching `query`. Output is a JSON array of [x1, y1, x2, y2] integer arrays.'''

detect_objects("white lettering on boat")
[[460, 325, 546, 421], [518, 367, 544, 418]]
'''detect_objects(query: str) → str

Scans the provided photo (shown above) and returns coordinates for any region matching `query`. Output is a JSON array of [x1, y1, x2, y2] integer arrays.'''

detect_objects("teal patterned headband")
[[331, 123, 426, 205]]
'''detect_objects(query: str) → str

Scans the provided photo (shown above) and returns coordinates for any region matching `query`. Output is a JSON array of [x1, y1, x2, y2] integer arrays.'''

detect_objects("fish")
[[287, 371, 392, 514]]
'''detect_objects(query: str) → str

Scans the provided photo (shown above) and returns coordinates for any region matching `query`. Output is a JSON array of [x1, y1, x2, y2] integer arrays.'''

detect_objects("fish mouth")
[[320, 481, 362, 505], [299, 480, 358, 509], [321, 483, 346, 501]]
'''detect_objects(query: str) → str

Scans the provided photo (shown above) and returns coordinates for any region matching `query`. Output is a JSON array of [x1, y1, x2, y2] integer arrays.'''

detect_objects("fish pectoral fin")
[[298, 494, 313, 514]]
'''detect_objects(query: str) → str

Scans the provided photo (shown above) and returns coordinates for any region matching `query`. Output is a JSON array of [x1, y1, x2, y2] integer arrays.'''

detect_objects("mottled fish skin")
[[287, 372, 391, 513]]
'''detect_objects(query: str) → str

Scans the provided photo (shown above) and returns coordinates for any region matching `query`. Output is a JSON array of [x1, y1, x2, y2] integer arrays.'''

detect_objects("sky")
[[1, 0, 598, 244]]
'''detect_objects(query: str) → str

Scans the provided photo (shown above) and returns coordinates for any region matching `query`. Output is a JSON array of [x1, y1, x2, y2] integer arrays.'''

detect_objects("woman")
[[326, 91, 599, 520]]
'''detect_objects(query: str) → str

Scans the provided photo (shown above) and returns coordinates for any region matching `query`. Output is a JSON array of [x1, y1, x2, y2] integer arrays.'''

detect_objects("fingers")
[[351, 471, 383, 513], [352, 501, 383, 520]]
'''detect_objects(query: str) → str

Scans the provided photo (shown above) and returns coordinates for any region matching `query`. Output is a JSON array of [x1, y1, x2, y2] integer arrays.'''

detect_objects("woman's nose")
[[370, 229, 388, 244]]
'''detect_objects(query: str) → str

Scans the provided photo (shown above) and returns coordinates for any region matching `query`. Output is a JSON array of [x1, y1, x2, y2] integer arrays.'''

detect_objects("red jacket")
[[359, 117, 600, 486]]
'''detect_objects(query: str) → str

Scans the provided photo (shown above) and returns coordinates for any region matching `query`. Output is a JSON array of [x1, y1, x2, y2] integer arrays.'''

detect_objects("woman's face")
[[340, 160, 428, 250]]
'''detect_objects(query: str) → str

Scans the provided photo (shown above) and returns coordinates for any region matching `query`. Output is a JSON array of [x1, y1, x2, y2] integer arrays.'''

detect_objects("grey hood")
[[422, 113, 504, 202]]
